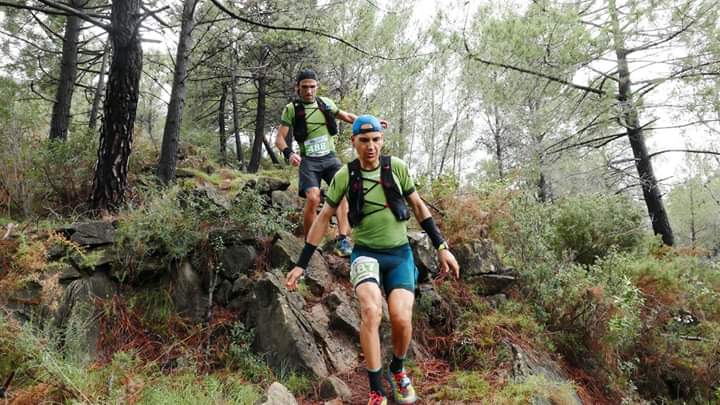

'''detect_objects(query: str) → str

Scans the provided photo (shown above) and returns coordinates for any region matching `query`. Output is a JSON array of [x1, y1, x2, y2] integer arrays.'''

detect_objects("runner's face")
[[297, 79, 318, 103], [352, 131, 384, 168]]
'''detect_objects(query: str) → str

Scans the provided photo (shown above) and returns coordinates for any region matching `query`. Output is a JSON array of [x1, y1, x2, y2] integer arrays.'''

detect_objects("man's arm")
[[406, 192, 460, 278], [276, 125, 301, 166], [285, 203, 338, 290], [336, 110, 357, 124], [336, 110, 389, 128]]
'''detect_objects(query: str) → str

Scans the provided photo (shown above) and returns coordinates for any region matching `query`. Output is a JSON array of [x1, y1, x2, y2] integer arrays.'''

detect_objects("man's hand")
[[438, 249, 460, 279], [379, 119, 389, 129], [285, 266, 305, 290], [289, 152, 302, 167]]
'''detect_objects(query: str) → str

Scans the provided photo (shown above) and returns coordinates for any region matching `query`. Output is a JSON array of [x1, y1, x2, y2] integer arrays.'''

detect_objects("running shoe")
[[334, 237, 352, 257], [367, 390, 388, 405], [386, 368, 417, 404]]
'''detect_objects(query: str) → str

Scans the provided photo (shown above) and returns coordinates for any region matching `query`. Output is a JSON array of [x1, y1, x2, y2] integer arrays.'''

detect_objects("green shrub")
[[427, 371, 490, 401], [139, 373, 261, 405], [550, 194, 645, 265], [28, 129, 98, 214], [227, 323, 274, 384], [115, 186, 204, 276]]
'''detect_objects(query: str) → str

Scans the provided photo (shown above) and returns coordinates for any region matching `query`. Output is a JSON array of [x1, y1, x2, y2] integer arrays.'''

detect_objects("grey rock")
[[65, 221, 116, 246], [208, 227, 256, 246], [319, 375, 352, 401], [271, 231, 330, 296], [510, 343, 583, 405], [171, 261, 208, 323], [454, 239, 505, 278], [261, 382, 297, 405], [271, 190, 303, 210], [228, 275, 254, 312], [247, 176, 291, 195], [195, 184, 231, 210], [475, 272, 517, 296], [415, 283, 450, 328], [220, 243, 256, 279], [248, 271, 329, 378], [59, 265, 83, 284], [214, 279, 233, 305], [408, 231, 438, 282], [54, 271, 117, 363]]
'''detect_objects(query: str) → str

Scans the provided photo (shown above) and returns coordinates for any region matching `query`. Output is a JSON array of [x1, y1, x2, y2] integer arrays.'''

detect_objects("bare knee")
[[390, 311, 412, 331], [360, 302, 382, 328], [305, 189, 321, 210]]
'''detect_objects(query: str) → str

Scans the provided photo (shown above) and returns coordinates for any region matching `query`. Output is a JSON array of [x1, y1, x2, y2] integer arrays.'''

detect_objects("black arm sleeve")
[[420, 217, 445, 249]]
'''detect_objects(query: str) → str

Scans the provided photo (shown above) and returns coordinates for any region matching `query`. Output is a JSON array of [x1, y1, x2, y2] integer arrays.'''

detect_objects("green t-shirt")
[[326, 157, 416, 249], [280, 96, 339, 157]]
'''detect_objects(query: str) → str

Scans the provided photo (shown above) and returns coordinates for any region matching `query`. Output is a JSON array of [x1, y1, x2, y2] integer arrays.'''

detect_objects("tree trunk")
[[88, 0, 143, 212], [231, 68, 244, 168], [610, 0, 674, 245], [88, 43, 109, 129], [49, 0, 83, 141], [263, 135, 279, 164], [248, 47, 269, 173], [156, 0, 198, 184], [219, 82, 227, 165]]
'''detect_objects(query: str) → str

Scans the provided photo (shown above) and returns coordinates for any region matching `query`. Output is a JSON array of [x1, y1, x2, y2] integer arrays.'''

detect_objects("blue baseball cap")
[[352, 115, 383, 135]]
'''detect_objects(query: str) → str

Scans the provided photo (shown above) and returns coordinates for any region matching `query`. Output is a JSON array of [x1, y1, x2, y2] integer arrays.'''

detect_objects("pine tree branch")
[[209, 0, 416, 61]]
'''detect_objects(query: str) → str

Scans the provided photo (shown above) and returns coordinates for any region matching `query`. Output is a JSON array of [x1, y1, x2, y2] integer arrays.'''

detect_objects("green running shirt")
[[280, 96, 339, 157], [326, 156, 416, 249]]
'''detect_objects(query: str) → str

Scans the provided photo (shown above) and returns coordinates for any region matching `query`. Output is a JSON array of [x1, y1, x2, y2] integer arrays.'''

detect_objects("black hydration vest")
[[347, 155, 411, 227], [292, 97, 338, 143]]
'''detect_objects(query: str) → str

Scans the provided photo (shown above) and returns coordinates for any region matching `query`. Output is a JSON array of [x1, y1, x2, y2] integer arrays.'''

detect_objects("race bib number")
[[350, 256, 380, 288], [304, 135, 330, 157]]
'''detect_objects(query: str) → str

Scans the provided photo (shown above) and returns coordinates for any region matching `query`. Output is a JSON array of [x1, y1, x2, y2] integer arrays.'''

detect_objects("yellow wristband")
[[437, 241, 448, 251]]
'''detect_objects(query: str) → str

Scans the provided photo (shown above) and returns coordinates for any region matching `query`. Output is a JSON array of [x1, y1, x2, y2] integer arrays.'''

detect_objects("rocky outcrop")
[[510, 343, 584, 405], [248, 271, 329, 378], [59, 221, 116, 247], [54, 270, 117, 363], [261, 382, 297, 405], [171, 261, 208, 323], [270, 231, 330, 296]]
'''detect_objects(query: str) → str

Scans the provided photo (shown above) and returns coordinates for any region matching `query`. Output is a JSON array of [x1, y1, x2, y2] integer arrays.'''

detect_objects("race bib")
[[304, 135, 330, 157], [350, 256, 380, 288]]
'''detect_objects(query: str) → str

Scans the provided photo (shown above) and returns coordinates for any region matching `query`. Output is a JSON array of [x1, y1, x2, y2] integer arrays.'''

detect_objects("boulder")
[[415, 283, 451, 328], [408, 231, 438, 282], [213, 279, 233, 305], [246, 176, 291, 195], [454, 239, 505, 277], [54, 270, 117, 363], [228, 274, 254, 313], [319, 375, 352, 401], [325, 290, 360, 336], [510, 343, 583, 405], [219, 243, 257, 279], [171, 261, 208, 323], [248, 271, 329, 378], [271, 190, 303, 211], [271, 231, 330, 296], [475, 271, 517, 296], [261, 382, 297, 405], [62, 221, 115, 246]]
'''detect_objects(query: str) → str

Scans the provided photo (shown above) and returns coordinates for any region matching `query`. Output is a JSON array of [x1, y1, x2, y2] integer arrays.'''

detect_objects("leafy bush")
[[28, 129, 97, 214], [115, 186, 204, 275], [550, 194, 645, 264]]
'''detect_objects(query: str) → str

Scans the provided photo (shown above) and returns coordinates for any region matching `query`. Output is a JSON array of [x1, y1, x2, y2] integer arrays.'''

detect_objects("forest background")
[[0, 0, 719, 403]]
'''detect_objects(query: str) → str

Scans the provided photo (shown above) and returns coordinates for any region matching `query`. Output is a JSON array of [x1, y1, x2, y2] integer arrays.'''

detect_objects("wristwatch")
[[437, 241, 449, 251]]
